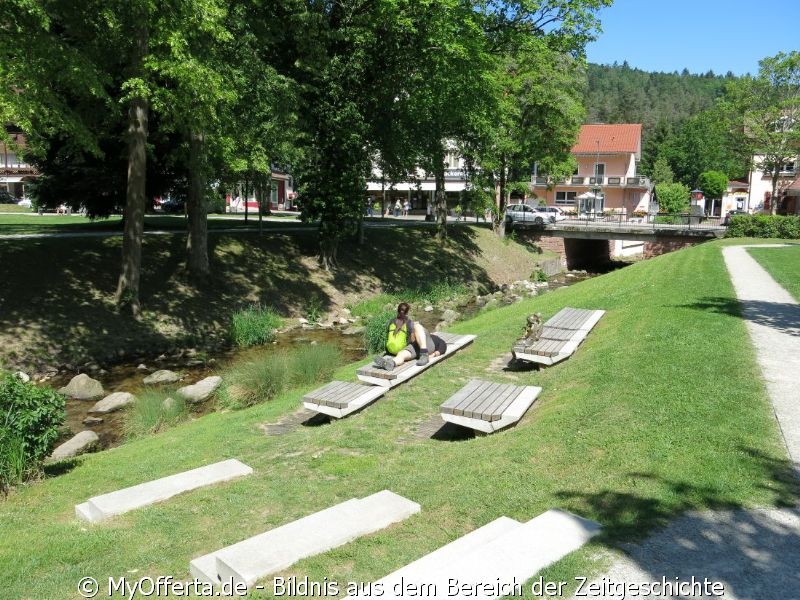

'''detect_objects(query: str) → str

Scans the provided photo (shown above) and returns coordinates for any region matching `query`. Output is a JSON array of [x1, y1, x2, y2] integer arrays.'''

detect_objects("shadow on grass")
[[0, 223, 501, 372], [681, 297, 800, 337], [561, 450, 800, 598], [557, 446, 799, 544]]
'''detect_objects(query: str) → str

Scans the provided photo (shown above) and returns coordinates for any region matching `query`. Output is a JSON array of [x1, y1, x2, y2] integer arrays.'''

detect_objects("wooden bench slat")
[[458, 381, 504, 418], [314, 381, 351, 406], [440, 379, 488, 416], [476, 385, 522, 421], [322, 383, 365, 408], [466, 383, 514, 420], [303, 381, 347, 403]]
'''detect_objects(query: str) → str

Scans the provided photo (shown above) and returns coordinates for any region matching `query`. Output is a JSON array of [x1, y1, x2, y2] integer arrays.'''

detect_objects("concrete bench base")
[[75, 459, 253, 523], [190, 490, 420, 588], [440, 380, 542, 434], [303, 381, 388, 418]]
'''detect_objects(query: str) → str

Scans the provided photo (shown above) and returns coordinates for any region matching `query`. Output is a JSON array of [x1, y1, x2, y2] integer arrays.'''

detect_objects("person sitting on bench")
[[373, 302, 446, 371]]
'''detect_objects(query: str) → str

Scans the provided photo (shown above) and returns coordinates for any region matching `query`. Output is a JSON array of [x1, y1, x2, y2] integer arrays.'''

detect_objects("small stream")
[[54, 270, 598, 449]]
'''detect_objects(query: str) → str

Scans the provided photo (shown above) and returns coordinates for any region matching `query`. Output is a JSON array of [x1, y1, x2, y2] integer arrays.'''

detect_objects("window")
[[779, 160, 796, 174], [594, 163, 605, 177], [555, 191, 576, 206]]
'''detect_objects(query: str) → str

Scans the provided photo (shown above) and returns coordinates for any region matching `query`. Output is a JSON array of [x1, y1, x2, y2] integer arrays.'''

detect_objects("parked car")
[[723, 209, 749, 226], [160, 198, 186, 214], [504, 203, 555, 227], [539, 206, 567, 222], [16, 197, 32, 208]]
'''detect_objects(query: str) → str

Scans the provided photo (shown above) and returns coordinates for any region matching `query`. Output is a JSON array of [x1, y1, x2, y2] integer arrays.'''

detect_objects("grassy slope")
[[747, 244, 800, 301], [1, 239, 796, 598], [0, 225, 547, 373]]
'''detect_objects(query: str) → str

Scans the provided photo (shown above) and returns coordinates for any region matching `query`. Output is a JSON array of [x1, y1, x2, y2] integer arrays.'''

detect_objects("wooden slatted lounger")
[[440, 379, 542, 434], [356, 332, 476, 388], [513, 307, 605, 366], [302, 381, 388, 419]]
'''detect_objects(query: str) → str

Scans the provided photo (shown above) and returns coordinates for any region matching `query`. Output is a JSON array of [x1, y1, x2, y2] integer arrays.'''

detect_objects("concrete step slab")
[[192, 490, 420, 588], [75, 459, 253, 523], [344, 517, 521, 599], [353, 509, 600, 598]]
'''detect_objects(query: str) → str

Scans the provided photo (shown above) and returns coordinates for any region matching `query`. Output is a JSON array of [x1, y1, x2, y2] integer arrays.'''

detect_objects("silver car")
[[504, 203, 555, 227]]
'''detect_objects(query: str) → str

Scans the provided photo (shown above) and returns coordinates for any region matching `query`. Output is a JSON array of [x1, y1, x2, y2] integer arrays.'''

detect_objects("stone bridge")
[[519, 218, 726, 270]]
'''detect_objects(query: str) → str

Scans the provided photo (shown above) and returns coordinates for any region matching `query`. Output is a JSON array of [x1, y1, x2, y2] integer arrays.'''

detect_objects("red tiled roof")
[[572, 124, 641, 156]]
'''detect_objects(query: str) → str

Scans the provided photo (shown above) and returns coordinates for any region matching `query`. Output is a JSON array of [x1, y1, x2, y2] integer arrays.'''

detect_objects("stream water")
[[54, 270, 598, 450]]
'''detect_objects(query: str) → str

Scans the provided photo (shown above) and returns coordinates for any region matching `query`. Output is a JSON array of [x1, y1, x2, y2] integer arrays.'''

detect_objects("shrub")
[[0, 374, 65, 489], [289, 344, 340, 387], [725, 215, 800, 239], [125, 389, 188, 438], [347, 293, 399, 319], [230, 304, 282, 347], [364, 310, 395, 355], [218, 343, 340, 409], [218, 356, 289, 409], [304, 293, 324, 324], [532, 269, 548, 283]]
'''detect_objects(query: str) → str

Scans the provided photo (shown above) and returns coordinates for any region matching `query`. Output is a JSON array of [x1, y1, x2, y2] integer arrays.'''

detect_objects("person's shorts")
[[431, 334, 447, 355]]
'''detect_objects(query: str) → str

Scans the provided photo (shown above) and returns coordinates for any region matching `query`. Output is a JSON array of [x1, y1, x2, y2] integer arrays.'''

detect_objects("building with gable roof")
[[530, 123, 651, 215]]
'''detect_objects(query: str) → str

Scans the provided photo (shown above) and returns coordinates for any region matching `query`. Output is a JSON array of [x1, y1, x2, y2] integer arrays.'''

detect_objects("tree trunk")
[[115, 26, 149, 318], [186, 130, 209, 279], [495, 156, 508, 237], [434, 146, 448, 241]]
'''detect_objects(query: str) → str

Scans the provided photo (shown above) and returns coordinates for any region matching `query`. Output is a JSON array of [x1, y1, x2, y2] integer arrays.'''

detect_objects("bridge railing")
[[562, 212, 726, 230]]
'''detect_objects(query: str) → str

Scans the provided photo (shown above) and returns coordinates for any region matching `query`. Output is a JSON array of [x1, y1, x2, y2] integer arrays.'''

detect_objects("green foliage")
[[532, 269, 549, 283], [125, 390, 188, 439], [655, 182, 690, 213], [0, 374, 65, 467], [0, 432, 28, 493], [725, 215, 800, 239], [304, 293, 324, 324], [697, 170, 729, 199], [230, 304, 282, 347], [218, 344, 339, 409], [288, 344, 340, 388], [364, 310, 395, 355], [650, 156, 674, 185], [347, 294, 398, 319]]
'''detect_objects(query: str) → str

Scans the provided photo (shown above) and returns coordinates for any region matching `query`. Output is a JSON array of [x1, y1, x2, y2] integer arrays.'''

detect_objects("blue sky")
[[586, 0, 799, 76]]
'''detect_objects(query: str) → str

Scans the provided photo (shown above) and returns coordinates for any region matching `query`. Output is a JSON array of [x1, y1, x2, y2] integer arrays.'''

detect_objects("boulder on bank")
[[143, 369, 180, 385], [88, 391, 136, 414], [47, 430, 99, 462], [58, 374, 104, 399], [176, 376, 222, 404]]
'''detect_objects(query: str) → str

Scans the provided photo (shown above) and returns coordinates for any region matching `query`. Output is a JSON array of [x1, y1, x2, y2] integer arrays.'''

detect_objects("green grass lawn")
[[1, 239, 796, 598], [747, 244, 800, 301]]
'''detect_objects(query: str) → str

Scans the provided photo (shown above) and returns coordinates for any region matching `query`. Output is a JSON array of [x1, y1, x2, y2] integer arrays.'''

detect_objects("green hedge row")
[[725, 215, 800, 239]]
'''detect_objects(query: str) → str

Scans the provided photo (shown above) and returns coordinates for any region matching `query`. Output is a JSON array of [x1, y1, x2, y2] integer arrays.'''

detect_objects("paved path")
[[569, 244, 800, 600]]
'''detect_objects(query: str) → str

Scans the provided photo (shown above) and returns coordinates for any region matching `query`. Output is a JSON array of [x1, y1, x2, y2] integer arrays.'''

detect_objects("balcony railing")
[[571, 176, 585, 184]]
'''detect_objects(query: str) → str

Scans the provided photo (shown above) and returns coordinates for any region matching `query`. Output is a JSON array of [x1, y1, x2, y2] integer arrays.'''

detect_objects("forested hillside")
[[584, 62, 749, 183], [584, 62, 734, 128]]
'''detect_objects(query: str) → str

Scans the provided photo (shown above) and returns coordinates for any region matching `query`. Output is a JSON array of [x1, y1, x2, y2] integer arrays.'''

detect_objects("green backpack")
[[386, 320, 409, 354]]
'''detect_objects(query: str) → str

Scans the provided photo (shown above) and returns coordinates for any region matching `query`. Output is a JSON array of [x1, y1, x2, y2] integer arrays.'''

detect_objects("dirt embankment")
[[0, 225, 554, 375]]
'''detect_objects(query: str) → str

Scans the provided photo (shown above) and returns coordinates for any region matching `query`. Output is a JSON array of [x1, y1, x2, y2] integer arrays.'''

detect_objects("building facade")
[[1, 127, 37, 199], [530, 123, 651, 215], [747, 155, 799, 215]]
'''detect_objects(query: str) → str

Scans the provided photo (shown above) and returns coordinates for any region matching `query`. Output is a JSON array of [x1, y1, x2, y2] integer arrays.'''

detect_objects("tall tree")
[[724, 51, 800, 214]]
